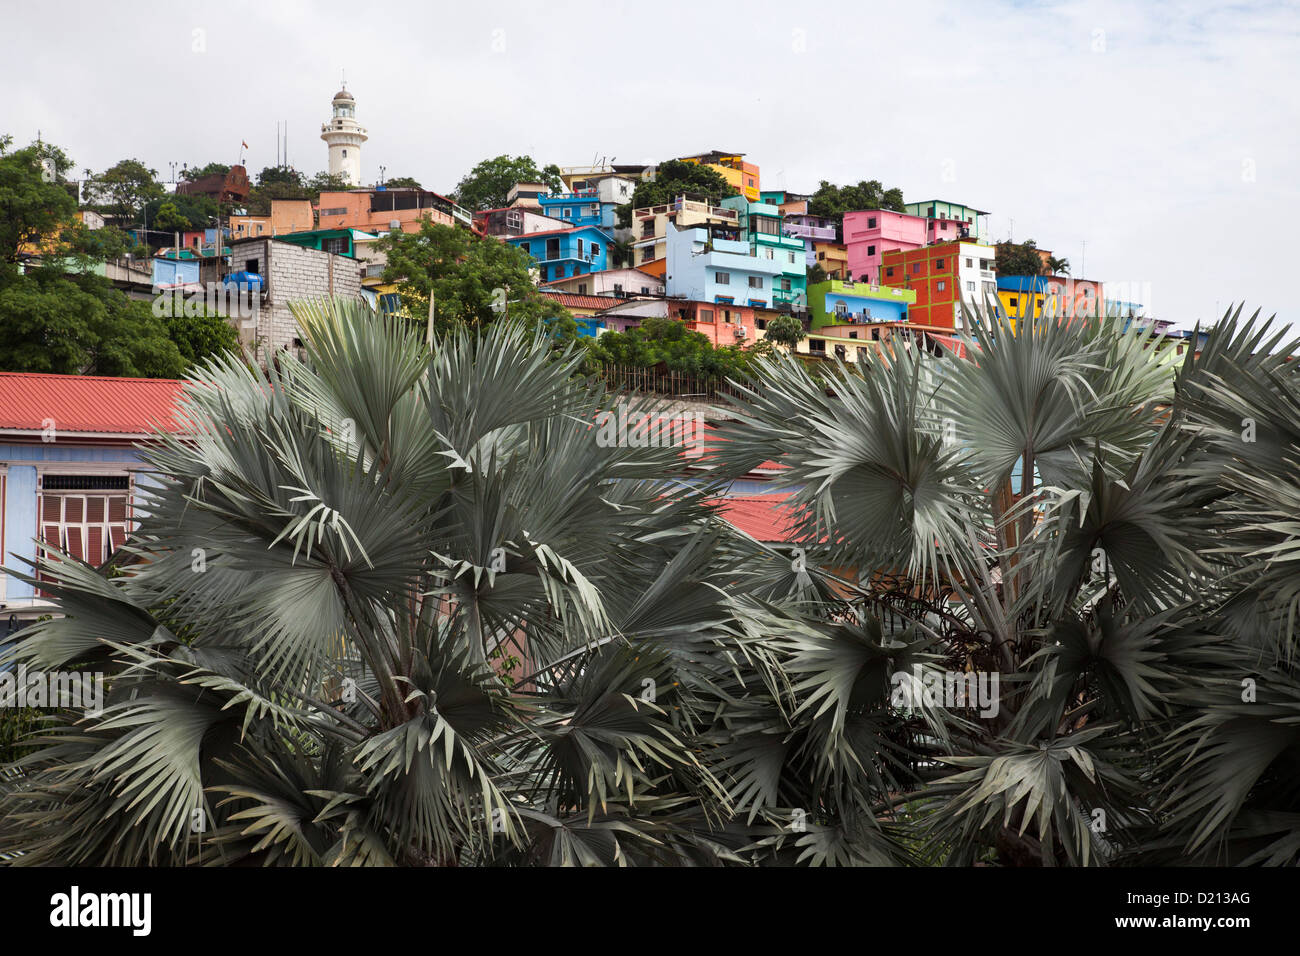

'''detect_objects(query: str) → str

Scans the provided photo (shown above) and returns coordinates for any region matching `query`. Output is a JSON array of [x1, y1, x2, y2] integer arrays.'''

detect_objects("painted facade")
[[316, 188, 472, 235], [843, 210, 926, 284], [506, 225, 613, 282], [537, 190, 620, 230], [664, 224, 784, 323], [631, 196, 740, 273], [807, 279, 915, 329], [0, 373, 184, 623], [543, 267, 664, 298], [902, 199, 990, 243], [677, 151, 760, 201], [721, 196, 807, 308], [474, 207, 569, 238], [881, 240, 996, 329]]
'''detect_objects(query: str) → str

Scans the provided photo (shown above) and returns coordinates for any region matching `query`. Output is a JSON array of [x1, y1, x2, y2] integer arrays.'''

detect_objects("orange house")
[[315, 188, 470, 235]]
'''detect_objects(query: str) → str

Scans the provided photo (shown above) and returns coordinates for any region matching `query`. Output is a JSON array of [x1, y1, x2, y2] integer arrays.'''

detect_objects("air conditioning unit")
[[734, 325, 748, 338], [390, 220, 400, 230]]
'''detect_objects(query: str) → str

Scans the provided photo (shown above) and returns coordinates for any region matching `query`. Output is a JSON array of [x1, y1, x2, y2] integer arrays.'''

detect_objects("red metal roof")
[[539, 291, 631, 311], [0, 372, 185, 435], [711, 493, 801, 543]]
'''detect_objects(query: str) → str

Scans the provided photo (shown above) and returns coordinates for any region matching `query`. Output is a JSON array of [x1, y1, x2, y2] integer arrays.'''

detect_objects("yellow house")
[[677, 151, 760, 201]]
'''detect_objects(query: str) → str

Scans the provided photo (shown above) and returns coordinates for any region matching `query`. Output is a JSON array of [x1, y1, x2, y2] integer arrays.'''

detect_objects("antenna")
[[341, 68, 346, 90]]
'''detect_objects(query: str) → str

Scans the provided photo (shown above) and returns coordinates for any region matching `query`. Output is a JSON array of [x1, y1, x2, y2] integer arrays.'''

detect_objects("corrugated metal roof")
[[539, 291, 631, 311], [712, 493, 801, 543], [0, 372, 185, 435]]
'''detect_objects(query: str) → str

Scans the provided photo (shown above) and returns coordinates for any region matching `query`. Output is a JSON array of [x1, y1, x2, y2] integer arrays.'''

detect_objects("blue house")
[[152, 250, 202, 288], [664, 223, 784, 306], [0, 372, 183, 628], [506, 226, 613, 283], [537, 191, 619, 230]]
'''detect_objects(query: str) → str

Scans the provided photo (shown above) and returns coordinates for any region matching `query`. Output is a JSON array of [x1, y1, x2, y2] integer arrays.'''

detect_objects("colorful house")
[[664, 224, 784, 333], [543, 267, 664, 298], [506, 225, 613, 282], [0, 372, 185, 623], [316, 187, 473, 235], [474, 207, 569, 238], [996, 276, 1049, 322], [881, 240, 998, 329], [630, 195, 741, 274], [537, 190, 620, 230], [843, 209, 927, 284], [901, 200, 990, 244], [537, 291, 632, 337], [720, 196, 807, 309], [677, 151, 760, 201], [782, 213, 837, 266], [807, 279, 915, 330]]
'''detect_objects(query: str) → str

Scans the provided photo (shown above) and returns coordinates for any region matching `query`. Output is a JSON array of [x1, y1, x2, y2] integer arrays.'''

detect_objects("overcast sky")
[[6, 0, 1297, 327]]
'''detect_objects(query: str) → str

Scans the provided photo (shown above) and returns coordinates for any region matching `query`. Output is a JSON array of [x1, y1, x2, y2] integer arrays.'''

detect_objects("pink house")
[[843, 210, 927, 284]]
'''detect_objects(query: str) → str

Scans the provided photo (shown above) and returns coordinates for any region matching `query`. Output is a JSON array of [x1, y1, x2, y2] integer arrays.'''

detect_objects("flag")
[[241, 140, 248, 149]]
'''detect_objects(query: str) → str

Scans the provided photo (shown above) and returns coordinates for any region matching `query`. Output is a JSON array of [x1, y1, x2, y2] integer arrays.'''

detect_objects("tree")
[[182, 162, 231, 182], [1046, 255, 1070, 276], [307, 170, 354, 197], [586, 316, 757, 378], [806, 262, 828, 286], [807, 179, 906, 224], [84, 159, 164, 225], [382, 176, 422, 189], [162, 310, 243, 366], [453, 155, 563, 211], [143, 193, 218, 233], [0, 139, 78, 262], [377, 220, 566, 335], [763, 313, 806, 348], [616, 159, 737, 228], [995, 239, 1046, 277], [608, 238, 634, 268], [9, 299, 1300, 868]]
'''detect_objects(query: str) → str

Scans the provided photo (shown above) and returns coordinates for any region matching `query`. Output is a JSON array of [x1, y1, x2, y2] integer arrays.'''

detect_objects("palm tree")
[[4, 299, 1297, 866], [609, 238, 634, 269], [1046, 255, 1070, 276], [0, 298, 921, 866], [707, 303, 1300, 865]]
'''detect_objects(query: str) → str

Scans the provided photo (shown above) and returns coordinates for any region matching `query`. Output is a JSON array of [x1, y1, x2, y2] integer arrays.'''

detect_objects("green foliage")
[[1046, 255, 1070, 276], [383, 176, 422, 189], [378, 220, 569, 336], [182, 162, 231, 182], [163, 310, 243, 367], [84, 158, 165, 224], [995, 239, 1046, 277], [763, 314, 806, 348], [586, 315, 759, 377], [807, 179, 906, 223], [144, 193, 218, 234], [616, 159, 737, 228], [0, 265, 186, 376], [245, 168, 350, 215], [0, 140, 78, 262], [452, 155, 563, 211]]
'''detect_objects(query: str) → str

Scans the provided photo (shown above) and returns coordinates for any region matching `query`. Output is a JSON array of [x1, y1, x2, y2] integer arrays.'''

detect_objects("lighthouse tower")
[[320, 83, 367, 186]]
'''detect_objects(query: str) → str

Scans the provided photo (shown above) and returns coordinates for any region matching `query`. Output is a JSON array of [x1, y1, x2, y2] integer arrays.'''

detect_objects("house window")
[[1009, 296, 1019, 308], [723, 310, 732, 323], [324, 237, 347, 255], [578, 283, 587, 294], [700, 308, 714, 322], [641, 247, 654, 263], [716, 271, 730, 284], [577, 238, 584, 258], [935, 258, 945, 270], [867, 245, 875, 256], [640, 286, 649, 294], [591, 243, 600, 259], [981, 259, 992, 270], [613, 283, 623, 294], [937, 281, 946, 291], [748, 276, 763, 289], [911, 263, 921, 274], [342, 149, 348, 157], [867, 217, 877, 228], [809, 339, 826, 353], [788, 252, 796, 263], [780, 278, 792, 291], [38, 475, 131, 570], [886, 267, 894, 278], [965, 258, 973, 268], [967, 281, 975, 291], [545, 238, 560, 260]]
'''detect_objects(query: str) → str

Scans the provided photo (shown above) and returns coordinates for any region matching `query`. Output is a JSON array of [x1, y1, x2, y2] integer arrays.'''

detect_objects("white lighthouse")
[[320, 83, 367, 186]]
